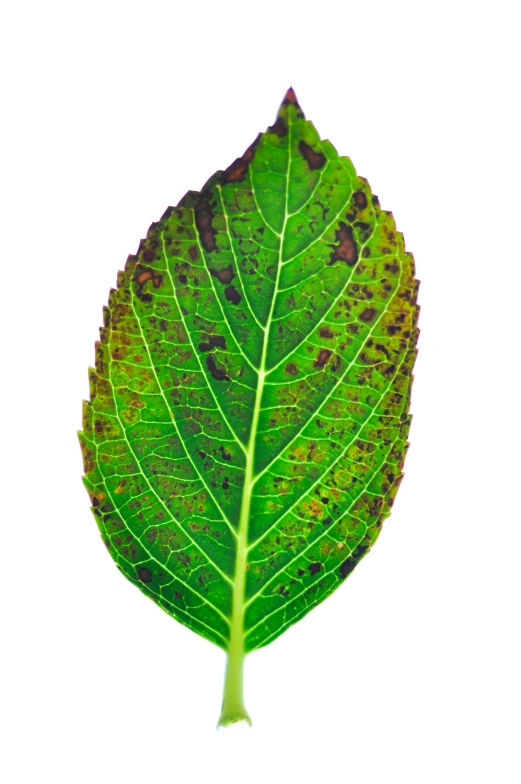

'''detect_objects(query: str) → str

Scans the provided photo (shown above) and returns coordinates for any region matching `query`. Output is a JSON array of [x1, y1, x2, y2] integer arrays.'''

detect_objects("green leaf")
[[79, 87, 419, 726]]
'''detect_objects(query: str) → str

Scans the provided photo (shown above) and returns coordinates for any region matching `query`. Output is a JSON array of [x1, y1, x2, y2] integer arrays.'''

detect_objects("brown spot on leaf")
[[319, 327, 334, 339], [188, 246, 198, 260], [210, 265, 235, 285], [135, 269, 163, 290], [135, 270, 153, 285], [308, 562, 322, 576], [225, 285, 241, 305], [298, 140, 326, 171], [359, 307, 377, 322], [328, 222, 358, 266], [353, 191, 368, 210], [222, 135, 260, 184], [314, 349, 332, 369], [137, 567, 153, 583], [268, 116, 287, 137], [143, 248, 155, 262], [285, 363, 298, 376], [218, 445, 232, 461], [283, 87, 298, 105], [194, 196, 217, 252], [206, 355, 228, 381]]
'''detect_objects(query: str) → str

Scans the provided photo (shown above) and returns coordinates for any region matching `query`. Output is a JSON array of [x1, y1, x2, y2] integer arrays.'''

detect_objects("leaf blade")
[[80, 87, 418, 714]]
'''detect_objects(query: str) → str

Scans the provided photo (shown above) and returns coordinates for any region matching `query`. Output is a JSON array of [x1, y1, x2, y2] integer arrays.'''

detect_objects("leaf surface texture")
[[80, 89, 419, 657]]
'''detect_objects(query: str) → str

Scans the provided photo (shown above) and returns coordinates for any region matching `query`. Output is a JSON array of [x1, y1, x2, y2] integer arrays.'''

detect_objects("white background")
[[1, 1, 520, 782]]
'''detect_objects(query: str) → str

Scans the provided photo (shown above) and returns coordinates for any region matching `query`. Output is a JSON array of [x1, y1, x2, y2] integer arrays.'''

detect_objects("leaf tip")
[[276, 86, 305, 123], [283, 86, 298, 104]]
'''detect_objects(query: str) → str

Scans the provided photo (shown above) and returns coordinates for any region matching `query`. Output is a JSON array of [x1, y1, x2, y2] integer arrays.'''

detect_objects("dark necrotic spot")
[[188, 246, 198, 260], [314, 349, 332, 369], [339, 558, 356, 579], [359, 307, 377, 322], [308, 562, 322, 576], [353, 191, 368, 210], [210, 265, 235, 285], [209, 334, 226, 349], [327, 222, 358, 266], [285, 362, 298, 376], [222, 135, 260, 184], [319, 327, 334, 339], [222, 478, 229, 490], [298, 140, 326, 171], [268, 116, 287, 137], [339, 543, 370, 579], [143, 248, 155, 263], [198, 334, 227, 353], [194, 196, 217, 252], [206, 355, 228, 381], [218, 445, 232, 461], [225, 285, 241, 305], [138, 567, 153, 583], [297, 568, 305, 577], [178, 273, 187, 284]]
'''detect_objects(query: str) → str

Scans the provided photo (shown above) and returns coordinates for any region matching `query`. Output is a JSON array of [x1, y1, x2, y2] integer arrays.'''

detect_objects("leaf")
[[79, 87, 419, 726]]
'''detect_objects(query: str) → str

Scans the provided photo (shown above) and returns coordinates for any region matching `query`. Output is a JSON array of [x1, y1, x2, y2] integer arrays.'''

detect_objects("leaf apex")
[[277, 86, 305, 121]]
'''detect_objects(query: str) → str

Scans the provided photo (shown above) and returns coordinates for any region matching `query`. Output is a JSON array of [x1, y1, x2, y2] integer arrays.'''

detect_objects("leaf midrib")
[[227, 117, 293, 655]]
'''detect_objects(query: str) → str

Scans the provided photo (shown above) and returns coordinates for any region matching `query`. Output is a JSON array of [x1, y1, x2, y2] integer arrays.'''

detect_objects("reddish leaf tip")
[[276, 86, 305, 121], [284, 86, 298, 104]]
